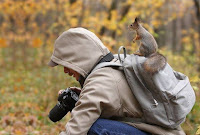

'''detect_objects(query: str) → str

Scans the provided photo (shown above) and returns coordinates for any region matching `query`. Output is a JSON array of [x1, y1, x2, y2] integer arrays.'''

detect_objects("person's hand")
[[58, 87, 81, 95], [58, 89, 65, 95], [69, 87, 81, 95]]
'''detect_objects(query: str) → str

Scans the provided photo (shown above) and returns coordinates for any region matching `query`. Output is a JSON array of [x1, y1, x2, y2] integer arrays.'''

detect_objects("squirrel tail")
[[143, 53, 167, 74]]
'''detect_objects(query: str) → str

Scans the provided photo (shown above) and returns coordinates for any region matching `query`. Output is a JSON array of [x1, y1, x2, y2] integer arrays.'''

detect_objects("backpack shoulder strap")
[[91, 62, 122, 73], [92, 46, 127, 73]]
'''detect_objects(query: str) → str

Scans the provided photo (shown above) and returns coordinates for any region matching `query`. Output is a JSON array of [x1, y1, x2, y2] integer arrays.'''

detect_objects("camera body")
[[48, 88, 79, 122]]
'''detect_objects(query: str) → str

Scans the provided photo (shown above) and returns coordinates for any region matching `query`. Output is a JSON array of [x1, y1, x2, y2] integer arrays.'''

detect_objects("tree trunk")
[[100, 0, 118, 36]]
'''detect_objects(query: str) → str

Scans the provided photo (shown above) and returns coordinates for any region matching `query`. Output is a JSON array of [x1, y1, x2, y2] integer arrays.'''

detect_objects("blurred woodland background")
[[0, 0, 200, 134]]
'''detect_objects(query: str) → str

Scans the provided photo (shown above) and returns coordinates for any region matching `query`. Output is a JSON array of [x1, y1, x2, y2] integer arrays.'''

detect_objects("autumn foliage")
[[0, 0, 199, 134]]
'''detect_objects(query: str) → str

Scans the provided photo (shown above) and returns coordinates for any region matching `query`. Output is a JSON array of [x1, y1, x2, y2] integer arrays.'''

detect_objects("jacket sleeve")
[[60, 68, 121, 135]]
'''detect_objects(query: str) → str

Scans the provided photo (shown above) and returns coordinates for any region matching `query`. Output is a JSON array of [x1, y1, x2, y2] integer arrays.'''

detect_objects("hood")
[[48, 27, 110, 78]]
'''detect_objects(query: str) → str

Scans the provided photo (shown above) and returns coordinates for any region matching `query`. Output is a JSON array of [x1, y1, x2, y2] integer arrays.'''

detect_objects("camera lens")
[[48, 102, 69, 122]]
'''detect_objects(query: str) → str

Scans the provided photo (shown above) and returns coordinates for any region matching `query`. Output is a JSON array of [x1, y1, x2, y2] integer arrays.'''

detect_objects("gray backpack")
[[93, 46, 196, 129]]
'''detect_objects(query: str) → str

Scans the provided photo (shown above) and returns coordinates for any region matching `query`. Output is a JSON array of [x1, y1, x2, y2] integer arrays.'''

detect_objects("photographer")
[[48, 28, 185, 135]]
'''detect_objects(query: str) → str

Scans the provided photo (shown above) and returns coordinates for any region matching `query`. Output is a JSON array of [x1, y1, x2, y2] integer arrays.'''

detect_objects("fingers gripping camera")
[[48, 88, 79, 122]]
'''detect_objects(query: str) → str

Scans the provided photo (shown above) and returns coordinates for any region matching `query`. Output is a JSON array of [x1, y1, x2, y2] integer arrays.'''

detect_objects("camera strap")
[[79, 52, 114, 88]]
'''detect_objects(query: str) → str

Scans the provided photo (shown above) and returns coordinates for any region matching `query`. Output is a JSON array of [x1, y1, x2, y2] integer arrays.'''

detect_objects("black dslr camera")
[[48, 88, 79, 122]]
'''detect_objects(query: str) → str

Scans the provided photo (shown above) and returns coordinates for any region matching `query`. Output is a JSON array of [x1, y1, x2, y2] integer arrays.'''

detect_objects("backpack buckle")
[[118, 46, 127, 64]]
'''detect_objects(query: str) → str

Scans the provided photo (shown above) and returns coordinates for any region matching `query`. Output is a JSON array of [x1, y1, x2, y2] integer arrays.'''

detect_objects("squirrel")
[[128, 17, 167, 74]]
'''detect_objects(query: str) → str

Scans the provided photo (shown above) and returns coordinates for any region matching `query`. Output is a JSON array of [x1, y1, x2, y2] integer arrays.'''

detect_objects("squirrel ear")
[[135, 17, 141, 23]]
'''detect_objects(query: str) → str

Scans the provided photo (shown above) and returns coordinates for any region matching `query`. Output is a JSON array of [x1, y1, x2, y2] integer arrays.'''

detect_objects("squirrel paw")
[[134, 52, 144, 56]]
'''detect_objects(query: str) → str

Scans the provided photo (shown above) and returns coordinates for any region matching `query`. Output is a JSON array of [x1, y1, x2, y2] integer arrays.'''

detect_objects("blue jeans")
[[88, 118, 151, 135]]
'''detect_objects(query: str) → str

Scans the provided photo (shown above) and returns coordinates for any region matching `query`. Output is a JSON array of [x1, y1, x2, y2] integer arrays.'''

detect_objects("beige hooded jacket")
[[48, 28, 185, 135]]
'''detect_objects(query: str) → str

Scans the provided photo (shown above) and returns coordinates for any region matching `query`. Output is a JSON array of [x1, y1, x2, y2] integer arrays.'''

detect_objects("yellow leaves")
[[127, 0, 135, 5], [127, 11, 140, 21], [31, 38, 43, 48], [196, 126, 200, 135], [66, 1, 82, 17], [23, 0, 37, 15], [14, 85, 25, 92], [104, 19, 117, 31], [103, 11, 118, 31], [153, 0, 164, 8], [182, 37, 191, 44], [116, 29, 122, 35], [34, 88, 38, 94], [172, 13, 177, 20], [0, 38, 8, 48], [101, 36, 116, 51], [110, 21, 118, 31], [135, 0, 149, 9], [182, 30, 187, 35], [1, 0, 14, 14], [111, 10, 118, 21], [1, 88, 5, 94], [15, 130, 24, 135], [190, 75, 200, 84], [194, 32, 199, 40], [70, 18, 78, 27], [182, 29, 200, 55], [181, 28, 199, 53], [152, 20, 161, 28]]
